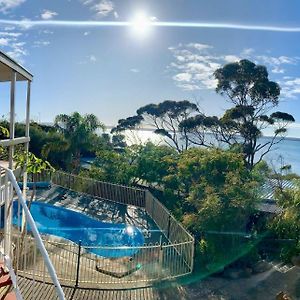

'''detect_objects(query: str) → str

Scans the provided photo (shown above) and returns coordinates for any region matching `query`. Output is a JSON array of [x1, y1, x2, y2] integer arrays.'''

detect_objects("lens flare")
[[130, 12, 152, 37], [126, 226, 134, 235]]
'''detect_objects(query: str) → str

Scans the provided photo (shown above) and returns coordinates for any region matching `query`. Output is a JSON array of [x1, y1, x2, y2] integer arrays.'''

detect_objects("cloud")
[[173, 72, 192, 82], [241, 48, 255, 56], [7, 41, 27, 63], [0, 0, 25, 12], [92, 1, 114, 17], [149, 16, 157, 22], [168, 43, 300, 93], [41, 10, 58, 20], [19, 18, 33, 29], [81, 0, 117, 18], [3, 25, 15, 31], [81, 0, 93, 5], [168, 44, 220, 90], [0, 31, 21, 37], [78, 54, 98, 64], [223, 55, 240, 63], [0, 37, 9, 46], [280, 78, 300, 98], [88, 54, 97, 62], [33, 40, 50, 47], [256, 55, 297, 66], [187, 43, 213, 51], [0, 28, 26, 62], [272, 66, 285, 74], [39, 29, 53, 35], [130, 68, 140, 73]]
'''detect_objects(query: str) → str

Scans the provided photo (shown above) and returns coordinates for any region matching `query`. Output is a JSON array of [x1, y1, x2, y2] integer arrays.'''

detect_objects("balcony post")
[[22, 80, 31, 198], [4, 172, 12, 257], [9, 71, 16, 169], [4, 71, 16, 258]]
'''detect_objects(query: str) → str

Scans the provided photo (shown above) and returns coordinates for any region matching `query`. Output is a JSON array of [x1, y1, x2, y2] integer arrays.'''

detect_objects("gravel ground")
[[182, 267, 300, 300]]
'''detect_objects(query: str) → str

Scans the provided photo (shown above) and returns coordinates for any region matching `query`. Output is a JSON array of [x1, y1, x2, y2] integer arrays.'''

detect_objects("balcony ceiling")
[[0, 51, 33, 82]]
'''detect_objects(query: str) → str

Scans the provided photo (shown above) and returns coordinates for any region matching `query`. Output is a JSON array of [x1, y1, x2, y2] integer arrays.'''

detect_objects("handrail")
[[3, 254, 23, 300], [5, 167, 65, 300]]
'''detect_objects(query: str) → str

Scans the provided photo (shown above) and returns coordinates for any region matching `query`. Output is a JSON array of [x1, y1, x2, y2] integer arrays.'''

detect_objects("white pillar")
[[22, 80, 31, 199], [9, 71, 16, 170], [4, 173, 12, 257], [4, 71, 16, 258]]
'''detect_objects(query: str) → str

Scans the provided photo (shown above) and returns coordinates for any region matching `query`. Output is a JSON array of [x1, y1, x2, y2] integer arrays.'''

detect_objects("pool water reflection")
[[12, 202, 145, 258]]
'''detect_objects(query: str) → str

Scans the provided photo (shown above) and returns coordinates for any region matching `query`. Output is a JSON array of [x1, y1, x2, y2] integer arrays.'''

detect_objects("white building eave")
[[0, 50, 33, 82]]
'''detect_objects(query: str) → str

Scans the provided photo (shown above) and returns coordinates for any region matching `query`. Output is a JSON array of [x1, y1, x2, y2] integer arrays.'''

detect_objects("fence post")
[[75, 240, 82, 287], [167, 215, 171, 240], [158, 235, 163, 278], [151, 195, 155, 218], [191, 239, 195, 272]]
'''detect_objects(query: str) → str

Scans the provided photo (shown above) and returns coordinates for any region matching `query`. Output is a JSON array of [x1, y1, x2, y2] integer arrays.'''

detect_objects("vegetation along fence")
[[25, 170, 195, 288]]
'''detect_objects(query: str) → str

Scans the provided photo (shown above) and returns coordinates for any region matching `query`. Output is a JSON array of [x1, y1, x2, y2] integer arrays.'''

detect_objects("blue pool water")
[[12, 202, 145, 258]]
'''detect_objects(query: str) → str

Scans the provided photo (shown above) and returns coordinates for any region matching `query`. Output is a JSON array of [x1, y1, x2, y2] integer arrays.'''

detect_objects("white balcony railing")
[[0, 165, 65, 300]]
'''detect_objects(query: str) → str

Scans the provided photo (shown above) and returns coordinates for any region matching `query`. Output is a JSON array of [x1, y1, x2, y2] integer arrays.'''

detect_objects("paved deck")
[[18, 277, 160, 300]]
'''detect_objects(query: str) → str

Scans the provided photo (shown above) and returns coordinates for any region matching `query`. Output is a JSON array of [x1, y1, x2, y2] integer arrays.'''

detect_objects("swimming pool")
[[12, 202, 145, 258]]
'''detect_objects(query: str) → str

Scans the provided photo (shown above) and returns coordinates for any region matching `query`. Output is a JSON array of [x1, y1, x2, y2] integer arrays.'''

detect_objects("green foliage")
[[54, 112, 105, 172], [251, 160, 272, 183], [0, 125, 9, 139], [14, 122, 70, 169], [0, 57, 295, 272], [161, 148, 260, 271], [134, 143, 177, 186], [85, 142, 177, 187], [214, 59, 280, 104], [112, 100, 199, 152], [14, 152, 54, 175], [271, 112, 295, 122], [112, 60, 293, 168], [111, 115, 143, 133], [269, 181, 300, 261], [0, 125, 9, 157], [212, 60, 294, 169], [86, 147, 139, 185], [166, 148, 260, 230], [179, 60, 294, 170]]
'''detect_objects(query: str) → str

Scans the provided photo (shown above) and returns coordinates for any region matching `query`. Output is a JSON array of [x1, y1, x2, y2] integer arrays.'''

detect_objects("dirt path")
[[183, 267, 300, 300]]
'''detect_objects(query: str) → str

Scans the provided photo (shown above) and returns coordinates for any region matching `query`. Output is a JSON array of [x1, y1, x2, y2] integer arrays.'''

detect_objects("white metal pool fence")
[[16, 236, 193, 289], [24, 171, 195, 288]]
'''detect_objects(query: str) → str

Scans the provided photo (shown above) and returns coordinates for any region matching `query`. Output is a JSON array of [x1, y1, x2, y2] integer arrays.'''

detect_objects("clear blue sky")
[[1, 0, 300, 136]]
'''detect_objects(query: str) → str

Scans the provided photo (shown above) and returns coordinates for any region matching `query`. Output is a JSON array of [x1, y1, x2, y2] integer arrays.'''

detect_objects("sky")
[[1, 0, 300, 137]]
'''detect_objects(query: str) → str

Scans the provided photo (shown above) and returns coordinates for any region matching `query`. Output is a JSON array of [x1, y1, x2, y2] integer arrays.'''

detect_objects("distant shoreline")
[[39, 122, 300, 142], [106, 126, 300, 142]]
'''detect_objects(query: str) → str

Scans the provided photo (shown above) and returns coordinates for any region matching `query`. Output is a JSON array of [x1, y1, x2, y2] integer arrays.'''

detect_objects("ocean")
[[260, 137, 300, 175], [123, 130, 300, 175]]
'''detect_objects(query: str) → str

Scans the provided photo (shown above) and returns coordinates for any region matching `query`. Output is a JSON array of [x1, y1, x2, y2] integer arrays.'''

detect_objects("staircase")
[[0, 259, 16, 300], [0, 165, 66, 300]]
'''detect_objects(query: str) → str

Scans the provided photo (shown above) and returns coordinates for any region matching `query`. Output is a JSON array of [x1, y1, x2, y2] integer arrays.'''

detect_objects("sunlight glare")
[[126, 226, 134, 235], [131, 11, 152, 37]]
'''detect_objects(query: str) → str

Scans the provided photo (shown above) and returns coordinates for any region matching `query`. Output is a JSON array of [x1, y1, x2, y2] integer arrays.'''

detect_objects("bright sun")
[[131, 12, 152, 37]]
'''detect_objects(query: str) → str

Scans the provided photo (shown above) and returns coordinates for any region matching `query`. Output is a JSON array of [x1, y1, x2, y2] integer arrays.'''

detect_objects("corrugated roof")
[[258, 179, 295, 213], [260, 179, 295, 200]]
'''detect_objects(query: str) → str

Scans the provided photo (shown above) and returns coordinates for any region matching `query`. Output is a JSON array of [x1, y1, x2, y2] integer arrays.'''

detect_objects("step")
[[0, 275, 12, 288], [0, 263, 17, 300], [3, 292, 16, 300]]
